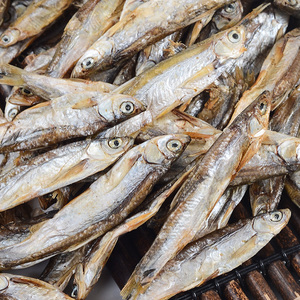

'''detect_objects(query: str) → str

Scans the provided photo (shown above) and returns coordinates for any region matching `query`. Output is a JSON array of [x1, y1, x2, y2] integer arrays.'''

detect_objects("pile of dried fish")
[[0, 0, 299, 299]]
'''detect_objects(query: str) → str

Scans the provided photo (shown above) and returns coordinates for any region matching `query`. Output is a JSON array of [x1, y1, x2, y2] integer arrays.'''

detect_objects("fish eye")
[[120, 101, 135, 115], [71, 285, 78, 298], [81, 57, 94, 70], [0, 276, 8, 291], [108, 138, 123, 149], [228, 30, 241, 43], [258, 100, 268, 115], [8, 108, 18, 119], [224, 3, 236, 13], [270, 211, 283, 222], [20, 87, 33, 96], [166, 139, 183, 153], [1, 35, 10, 44], [287, 0, 297, 6]]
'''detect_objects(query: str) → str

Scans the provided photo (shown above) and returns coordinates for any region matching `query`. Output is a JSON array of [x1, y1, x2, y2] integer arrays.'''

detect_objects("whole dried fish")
[[0, 64, 116, 102], [0, 136, 133, 211], [0, 92, 143, 151], [131, 210, 290, 300], [121, 91, 271, 297]]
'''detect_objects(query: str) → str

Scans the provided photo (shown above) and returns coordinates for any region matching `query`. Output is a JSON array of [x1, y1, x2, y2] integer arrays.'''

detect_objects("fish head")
[[87, 136, 134, 160], [252, 209, 291, 235], [111, 94, 145, 120], [213, 1, 243, 30], [71, 41, 114, 78], [246, 91, 271, 139], [0, 274, 9, 291], [213, 25, 247, 60], [143, 134, 191, 166], [0, 28, 20, 47]]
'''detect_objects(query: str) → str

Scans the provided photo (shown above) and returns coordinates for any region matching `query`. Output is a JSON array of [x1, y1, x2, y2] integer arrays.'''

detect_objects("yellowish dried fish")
[[0, 92, 143, 151], [0, 0, 74, 47], [47, 0, 124, 78], [0, 136, 133, 211], [121, 91, 271, 297], [0, 0, 10, 26], [0, 134, 190, 270], [130, 210, 290, 300], [0, 273, 73, 299], [71, 0, 238, 77]]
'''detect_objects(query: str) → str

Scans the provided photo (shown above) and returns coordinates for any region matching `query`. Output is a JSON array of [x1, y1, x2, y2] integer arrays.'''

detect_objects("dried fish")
[[131, 210, 290, 300], [0, 92, 143, 151], [0, 136, 133, 211], [121, 91, 271, 297]]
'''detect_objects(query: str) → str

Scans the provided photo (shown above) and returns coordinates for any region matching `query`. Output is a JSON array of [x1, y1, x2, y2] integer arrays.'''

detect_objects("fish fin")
[[50, 159, 90, 186], [230, 236, 257, 259], [0, 64, 25, 86], [235, 138, 264, 175], [180, 64, 215, 91], [29, 220, 48, 234], [71, 98, 98, 109]]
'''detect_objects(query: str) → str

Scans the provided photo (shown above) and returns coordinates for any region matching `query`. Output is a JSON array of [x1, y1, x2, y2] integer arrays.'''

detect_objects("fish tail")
[[0, 63, 26, 86]]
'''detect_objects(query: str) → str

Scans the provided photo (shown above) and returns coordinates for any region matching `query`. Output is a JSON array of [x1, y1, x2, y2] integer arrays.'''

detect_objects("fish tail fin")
[[0, 63, 26, 86]]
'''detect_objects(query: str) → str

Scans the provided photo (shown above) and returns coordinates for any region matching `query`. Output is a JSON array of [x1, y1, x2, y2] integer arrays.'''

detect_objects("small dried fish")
[[0, 92, 143, 151], [131, 210, 290, 300], [121, 91, 271, 297], [0, 64, 116, 103], [0, 136, 133, 211]]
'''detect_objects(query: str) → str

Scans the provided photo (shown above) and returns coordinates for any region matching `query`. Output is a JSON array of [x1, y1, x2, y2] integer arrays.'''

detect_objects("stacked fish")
[[0, 0, 299, 299]]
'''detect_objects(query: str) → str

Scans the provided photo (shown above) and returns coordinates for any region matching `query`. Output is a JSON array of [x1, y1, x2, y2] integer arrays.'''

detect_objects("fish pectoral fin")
[[179, 64, 215, 91], [230, 235, 257, 259], [71, 98, 98, 109], [30, 220, 48, 234], [50, 159, 90, 187]]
